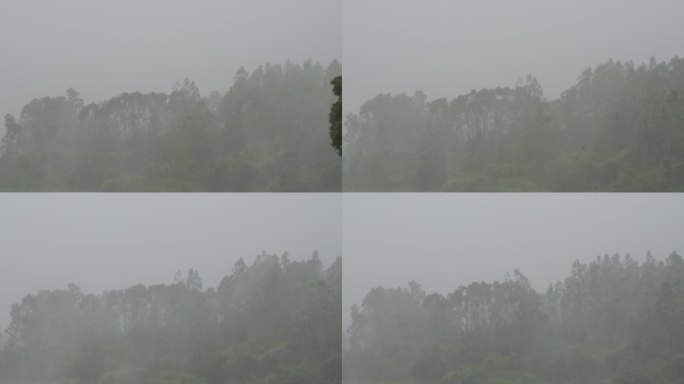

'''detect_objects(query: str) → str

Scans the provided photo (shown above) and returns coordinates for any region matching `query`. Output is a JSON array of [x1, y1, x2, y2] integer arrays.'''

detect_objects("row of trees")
[[344, 56, 684, 191], [0, 253, 342, 384], [0, 60, 341, 191], [344, 252, 684, 384]]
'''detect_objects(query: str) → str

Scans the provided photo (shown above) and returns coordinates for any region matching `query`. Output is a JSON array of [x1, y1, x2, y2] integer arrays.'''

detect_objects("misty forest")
[[0, 60, 341, 191], [344, 252, 684, 384], [344, 56, 684, 191], [0, 253, 341, 384]]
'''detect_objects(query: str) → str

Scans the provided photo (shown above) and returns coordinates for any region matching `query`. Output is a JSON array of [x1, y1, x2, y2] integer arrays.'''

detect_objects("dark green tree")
[[329, 75, 342, 155]]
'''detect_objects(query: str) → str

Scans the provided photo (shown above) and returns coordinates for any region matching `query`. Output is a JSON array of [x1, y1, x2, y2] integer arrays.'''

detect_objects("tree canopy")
[[0, 253, 342, 384], [344, 56, 684, 191], [0, 60, 342, 191], [330, 76, 342, 155], [344, 252, 684, 384]]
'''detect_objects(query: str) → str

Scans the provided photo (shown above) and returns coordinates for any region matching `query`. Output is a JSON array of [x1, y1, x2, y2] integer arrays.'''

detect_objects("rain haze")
[[343, 0, 684, 116], [0, 194, 341, 342], [0, 0, 341, 127], [342, 194, 684, 330]]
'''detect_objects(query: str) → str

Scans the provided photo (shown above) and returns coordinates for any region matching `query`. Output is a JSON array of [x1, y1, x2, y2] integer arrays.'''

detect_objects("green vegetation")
[[0, 60, 342, 191], [330, 76, 342, 155], [0, 253, 341, 384], [344, 252, 684, 384], [344, 56, 684, 191]]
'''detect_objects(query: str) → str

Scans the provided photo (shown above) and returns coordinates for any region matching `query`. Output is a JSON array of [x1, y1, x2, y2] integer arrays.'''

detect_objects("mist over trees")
[[0, 253, 341, 384], [344, 252, 684, 384], [0, 60, 341, 191], [344, 56, 684, 191]]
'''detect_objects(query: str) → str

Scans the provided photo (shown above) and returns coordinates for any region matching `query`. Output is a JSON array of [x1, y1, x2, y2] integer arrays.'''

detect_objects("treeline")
[[344, 56, 684, 191], [0, 253, 342, 384], [344, 252, 684, 384], [0, 60, 341, 191]]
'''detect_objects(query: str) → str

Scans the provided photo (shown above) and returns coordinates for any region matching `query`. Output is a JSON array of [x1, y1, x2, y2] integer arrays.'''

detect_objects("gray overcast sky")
[[343, 194, 684, 331], [0, 194, 341, 338], [0, 0, 341, 125], [344, 0, 684, 116]]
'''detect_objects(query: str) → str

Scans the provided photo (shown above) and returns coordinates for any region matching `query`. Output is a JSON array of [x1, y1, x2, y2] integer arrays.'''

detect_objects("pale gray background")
[[0, 0, 341, 129], [344, 0, 684, 116], [343, 194, 684, 331], [0, 194, 342, 341]]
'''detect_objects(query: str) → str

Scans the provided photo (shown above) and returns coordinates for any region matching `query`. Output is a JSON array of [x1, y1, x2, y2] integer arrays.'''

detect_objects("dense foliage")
[[0, 60, 341, 191], [330, 76, 342, 155], [344, 56, 684, 191], [344, 252, 684, 384], [0, 253, 342, 384]]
